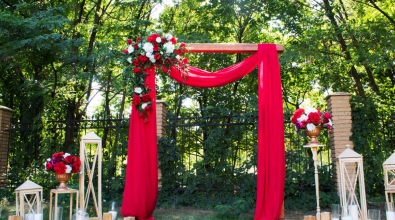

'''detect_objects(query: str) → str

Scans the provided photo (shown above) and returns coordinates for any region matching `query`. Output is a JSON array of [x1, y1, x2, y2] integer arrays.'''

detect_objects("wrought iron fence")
[[5, 112, 332, 203], [160, 112, 332, 206]]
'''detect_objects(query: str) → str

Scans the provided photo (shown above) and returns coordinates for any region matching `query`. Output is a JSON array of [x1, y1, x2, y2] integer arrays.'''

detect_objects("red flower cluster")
[[45, 152, 81, 175], [291, 107, 333, 132], [122, 33, 189, 121], [123, 33, 188, 76]]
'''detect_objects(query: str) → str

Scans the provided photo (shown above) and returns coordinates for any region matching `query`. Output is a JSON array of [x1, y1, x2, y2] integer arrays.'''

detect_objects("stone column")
[[325, 92, 353, 190], [156, 100, 168, 189], [0, 106, 14, 188]]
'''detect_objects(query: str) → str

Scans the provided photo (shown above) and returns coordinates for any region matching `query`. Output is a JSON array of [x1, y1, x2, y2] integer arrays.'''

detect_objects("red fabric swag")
[[122, 44, 285, 220]]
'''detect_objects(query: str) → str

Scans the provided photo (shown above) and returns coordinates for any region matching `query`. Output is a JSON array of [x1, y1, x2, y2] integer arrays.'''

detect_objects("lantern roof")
[[383, 151, 395, 165], [82, 131, 101, 141], [15, 180, 42, 191], [337, 147, 362, 158]]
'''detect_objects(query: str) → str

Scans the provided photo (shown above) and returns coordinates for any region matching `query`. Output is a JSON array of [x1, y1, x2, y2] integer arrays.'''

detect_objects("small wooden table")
[[49, 188, 79, 220]]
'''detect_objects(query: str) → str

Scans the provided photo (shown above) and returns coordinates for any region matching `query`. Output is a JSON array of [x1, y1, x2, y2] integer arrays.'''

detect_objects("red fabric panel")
[[122, 44, 284, 220], [122, 67, 158, 219], [169, 52, 259, 87], [254, 44, 285, 220]]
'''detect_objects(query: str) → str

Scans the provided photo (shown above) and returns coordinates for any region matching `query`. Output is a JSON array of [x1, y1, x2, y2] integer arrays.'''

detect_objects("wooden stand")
[[49, 188, 79, 220], [8, 216, 22, 220]]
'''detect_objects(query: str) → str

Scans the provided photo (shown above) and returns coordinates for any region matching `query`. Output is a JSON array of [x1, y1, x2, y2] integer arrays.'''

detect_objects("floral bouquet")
[[291, 107, 333, 132], [45, 152, 81, 174], [122, 33, 188, 120]]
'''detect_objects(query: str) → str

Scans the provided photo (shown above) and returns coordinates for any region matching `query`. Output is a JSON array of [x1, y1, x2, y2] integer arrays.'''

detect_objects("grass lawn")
[[0, 204, 304, 220], [0, 205, 387, 220]]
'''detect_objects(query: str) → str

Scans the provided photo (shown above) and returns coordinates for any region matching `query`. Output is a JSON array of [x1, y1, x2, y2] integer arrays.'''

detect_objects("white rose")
[[63, 153, 70, 158], [176, 55, 181, 60], [128, 45, 134, 54], [141, 103, 148, 109], [143, 42, 154, 54], [165, 34, 173, 41], [127, 57, 132, 64], [47, 158, 51, 161], [65, 165, 72, 173], [297, 114, 308, 122], [134, 87, 142, 94], [163, 42, 175, 54], [156, 37, 162, 43], [145, 53, 156, 63], [306, 123, 316, 131], [304, 108, 318, 115]]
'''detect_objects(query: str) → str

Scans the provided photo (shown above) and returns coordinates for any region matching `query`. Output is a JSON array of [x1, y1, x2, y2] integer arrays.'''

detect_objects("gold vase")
[[55, 173, 71, 190], [305, 126, 322, 146]]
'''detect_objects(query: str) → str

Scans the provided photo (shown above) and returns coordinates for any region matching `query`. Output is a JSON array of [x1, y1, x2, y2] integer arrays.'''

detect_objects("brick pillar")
[[156, 100, 167, 138], [156, 100, 168, 188], [0, 105, 14, 188], [325, 92, 353, 190]]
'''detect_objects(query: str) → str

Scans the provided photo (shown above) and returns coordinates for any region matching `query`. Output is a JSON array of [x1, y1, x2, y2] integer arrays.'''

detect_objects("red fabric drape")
[[122, 44, 284, 220], [122, 66, 158, 219]]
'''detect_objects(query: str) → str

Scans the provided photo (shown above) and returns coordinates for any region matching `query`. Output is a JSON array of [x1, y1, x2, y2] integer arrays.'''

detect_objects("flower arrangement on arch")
[[122, 33, 188, 119], [291, 107, 333, 132], [45, 152, 81, 175]]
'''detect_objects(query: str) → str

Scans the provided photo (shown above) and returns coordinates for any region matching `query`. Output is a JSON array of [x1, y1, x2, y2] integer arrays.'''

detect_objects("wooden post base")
[[124, 217, 136, 220], [8, 216, 22, 220], [103, 213, 112, 220]]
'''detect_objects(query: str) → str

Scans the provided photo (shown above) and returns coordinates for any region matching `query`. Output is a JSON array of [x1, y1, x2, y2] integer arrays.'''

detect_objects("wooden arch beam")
[[186, 43, 284, 54]]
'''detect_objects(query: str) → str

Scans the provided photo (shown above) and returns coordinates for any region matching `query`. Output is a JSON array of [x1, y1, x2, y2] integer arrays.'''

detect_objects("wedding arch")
[[121, 42, 285, 220]]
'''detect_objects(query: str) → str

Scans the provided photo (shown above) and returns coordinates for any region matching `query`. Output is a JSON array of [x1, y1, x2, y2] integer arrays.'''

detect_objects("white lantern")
[[383, 151, 395, 203], [15, 180, 43, 220], [337, 146, 368, 220], [79, 131, 102, 219]]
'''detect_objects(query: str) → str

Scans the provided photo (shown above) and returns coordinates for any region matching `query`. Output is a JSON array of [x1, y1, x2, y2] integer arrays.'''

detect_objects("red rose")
[[308, 112, 321, 125], [133, 44, 139, 50], [322, 112, 331, 119], [46, 162, 54, 171], [136, 37, 142, 43], [141, 94, 151, 102], [182, 58, 188, 64], [138, 55, 149, 63], [71, 157, 81, 173], [134, 67, 143, 74], [133, 95, 141, 105], [132, 59, 140, 67], [53, 162, 67, 174], [153, 44, 159, 51], [174, 49, 183, 55], [170, 37, 177, 44], [147, 33, 160, 43], [127, 39, 133, 45], [162, 67, 169, 73], [64, 156, 73, 164], [291, 108, 304, 124], [52, 152, 64, 162], [180, 42, 186, 47], [72, 163, 80, 173], [144, 105, 152, 112], [123, 49, 128, 55], [154, 53, 161, 60]]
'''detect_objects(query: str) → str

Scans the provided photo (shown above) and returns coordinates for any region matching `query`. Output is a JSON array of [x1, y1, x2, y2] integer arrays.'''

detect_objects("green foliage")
[[214, 199, 251, 220], [350, 95, 394, 197]]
